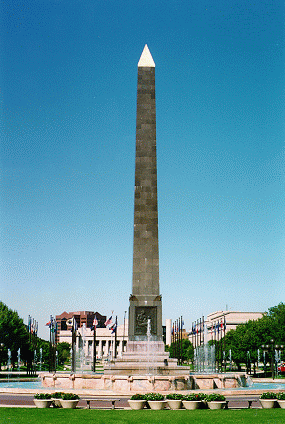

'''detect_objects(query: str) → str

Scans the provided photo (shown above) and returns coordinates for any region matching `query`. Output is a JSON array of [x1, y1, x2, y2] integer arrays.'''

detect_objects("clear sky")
[[1, 0, 285, 340]]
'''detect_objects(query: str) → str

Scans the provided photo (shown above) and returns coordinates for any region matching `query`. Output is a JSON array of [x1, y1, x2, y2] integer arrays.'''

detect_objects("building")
[[57, 317, 169, 360], [55, 311, 106, 344], [58, 321, 128, 360], [189, 310, 264, 347]]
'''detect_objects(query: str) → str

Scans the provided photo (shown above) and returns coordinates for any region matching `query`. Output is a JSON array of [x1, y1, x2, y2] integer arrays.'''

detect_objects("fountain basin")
[[41, 372, 247, 392]]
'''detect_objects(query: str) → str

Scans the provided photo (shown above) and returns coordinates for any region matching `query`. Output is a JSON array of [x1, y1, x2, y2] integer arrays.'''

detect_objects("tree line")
[[0, 302, 70, 370], [167, 303, 285, 371], [213, 302, 285, 372]]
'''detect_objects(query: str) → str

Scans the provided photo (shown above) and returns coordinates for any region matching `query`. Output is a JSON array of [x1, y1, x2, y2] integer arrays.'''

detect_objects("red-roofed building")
[[55, 311, 106, 344]]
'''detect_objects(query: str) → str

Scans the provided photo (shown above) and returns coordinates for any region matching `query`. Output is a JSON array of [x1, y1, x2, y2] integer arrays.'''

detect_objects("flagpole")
[[223, 314, 226, 373], [178, 318, 180, 365], [111, 310, 114, 360], [93, 318, 96, 373], [180, 315, 183, 365], [48, 318, 51, 373], [122, 311, 127, 353], [219, 320, 222, 372], [72, 318, 76, 373], [114, 316, 118, 359], [173, 321, 175, 360]]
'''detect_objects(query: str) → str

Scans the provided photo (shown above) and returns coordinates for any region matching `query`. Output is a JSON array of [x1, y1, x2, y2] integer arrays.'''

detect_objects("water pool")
[[0, 380, 42, 389], [1, 379, 285, 391], [251, 382, 285, 390]]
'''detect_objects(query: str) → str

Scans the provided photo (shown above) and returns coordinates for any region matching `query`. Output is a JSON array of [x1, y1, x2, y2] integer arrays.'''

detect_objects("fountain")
[[33, 350, 37, 374], [39, 348, 42, 372], [145, 319, 158, 376], [17, 348, 21, 373], [7, 349, 11, 381], [194, 344, 216, 374], [76, 324, 92, 373], [41, 46, 248, 392]]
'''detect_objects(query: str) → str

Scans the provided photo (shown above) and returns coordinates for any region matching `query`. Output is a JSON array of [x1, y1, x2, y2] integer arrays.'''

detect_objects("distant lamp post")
[[262, 340, 284, 380]]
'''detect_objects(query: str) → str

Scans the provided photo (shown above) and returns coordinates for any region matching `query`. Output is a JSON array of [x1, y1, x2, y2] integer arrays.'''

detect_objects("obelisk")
[[128, 45, 163, 343], [104, 46, 188, 376]]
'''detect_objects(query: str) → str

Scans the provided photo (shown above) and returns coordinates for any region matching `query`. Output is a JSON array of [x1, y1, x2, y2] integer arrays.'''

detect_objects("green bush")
[[34, 393, 51, 400], [277, 392, 285, 400], [260, 392, 276, 399], [146, 393, 164, 401], [130, 394, 147, 400], [183, 393, 204, 401], [61, 393, 79, 400], [52, 392, 63, 399], [206, 393, 226, 402], [166, 393, 183, 400]]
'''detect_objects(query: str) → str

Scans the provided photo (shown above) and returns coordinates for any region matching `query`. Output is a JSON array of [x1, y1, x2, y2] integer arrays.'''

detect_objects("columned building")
[[57, 318, 170, 360], [58, 321, 128, 360], [189, 310, 264, 348]]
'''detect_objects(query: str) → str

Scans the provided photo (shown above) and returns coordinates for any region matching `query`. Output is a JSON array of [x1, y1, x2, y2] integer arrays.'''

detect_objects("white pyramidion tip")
[[138, 45, 155, 67]]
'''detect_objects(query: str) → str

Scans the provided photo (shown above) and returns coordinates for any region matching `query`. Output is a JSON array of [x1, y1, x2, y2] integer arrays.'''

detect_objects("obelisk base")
[[104, 340, 190, 376]]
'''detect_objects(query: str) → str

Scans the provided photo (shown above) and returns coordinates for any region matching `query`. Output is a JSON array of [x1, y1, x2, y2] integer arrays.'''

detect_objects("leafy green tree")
[[217, 303, 285, 372], [167, 339, 194, 364], [36, 338, 50, 370], [57, 342, 71, 365], [0, 302, 30, 368], [267, 303, 285, 345]]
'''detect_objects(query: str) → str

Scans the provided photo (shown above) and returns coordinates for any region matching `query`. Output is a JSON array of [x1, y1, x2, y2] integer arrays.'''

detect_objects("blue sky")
[[1, 0, 285, 340]]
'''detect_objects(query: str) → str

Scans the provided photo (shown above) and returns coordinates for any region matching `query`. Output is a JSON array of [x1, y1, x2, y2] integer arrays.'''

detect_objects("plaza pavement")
[[1, 378, 284, 409]]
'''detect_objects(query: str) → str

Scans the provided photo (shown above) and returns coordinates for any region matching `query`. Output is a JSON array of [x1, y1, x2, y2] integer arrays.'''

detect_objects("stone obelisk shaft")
[[129, 45, 162, 341]]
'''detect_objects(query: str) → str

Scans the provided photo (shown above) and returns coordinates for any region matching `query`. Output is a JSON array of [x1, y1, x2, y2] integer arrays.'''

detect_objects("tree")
[[167, 339, 194, 364], [36, 338, 50, 370], [57, 342, 71, 365], [218, 303, 285, 372], [0, 302, 30, 368]]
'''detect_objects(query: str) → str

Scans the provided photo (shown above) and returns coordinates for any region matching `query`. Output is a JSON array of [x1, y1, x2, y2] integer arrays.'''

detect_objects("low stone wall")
[[41, 372, 244, 392], [42, 373, 193, 392], [193, 374, 241, 389]]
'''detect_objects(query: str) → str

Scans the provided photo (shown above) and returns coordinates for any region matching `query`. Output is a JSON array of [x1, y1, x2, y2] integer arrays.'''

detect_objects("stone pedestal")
[[104, 340, 189, 376]]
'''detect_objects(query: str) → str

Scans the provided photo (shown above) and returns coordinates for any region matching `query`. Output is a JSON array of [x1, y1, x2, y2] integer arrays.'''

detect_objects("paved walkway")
[[0, 393, 262, 409]]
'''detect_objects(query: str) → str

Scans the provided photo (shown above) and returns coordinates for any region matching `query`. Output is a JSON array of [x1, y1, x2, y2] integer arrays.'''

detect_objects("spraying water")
[[17, 348, 21, 373], [194, 344, 216, 373], [146, 318, 157, 375], [7, 349, 12, 381], [39, 348, 42, 372]]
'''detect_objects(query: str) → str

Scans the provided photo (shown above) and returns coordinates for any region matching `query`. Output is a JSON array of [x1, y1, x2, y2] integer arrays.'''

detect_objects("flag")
[[93, 316, 98, 328], [224, 318, 226, 330], [66, 317, 77, 330], [73, 318, 78, 331], [217, 321, 220, 334], [31, 319, 35, 334], [110, 323, 117, 334], [104, 316, 112, 327]]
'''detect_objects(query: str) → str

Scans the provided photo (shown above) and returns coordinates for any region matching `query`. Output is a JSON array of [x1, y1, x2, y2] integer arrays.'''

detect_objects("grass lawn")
[[1, 408, 285, 424]]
